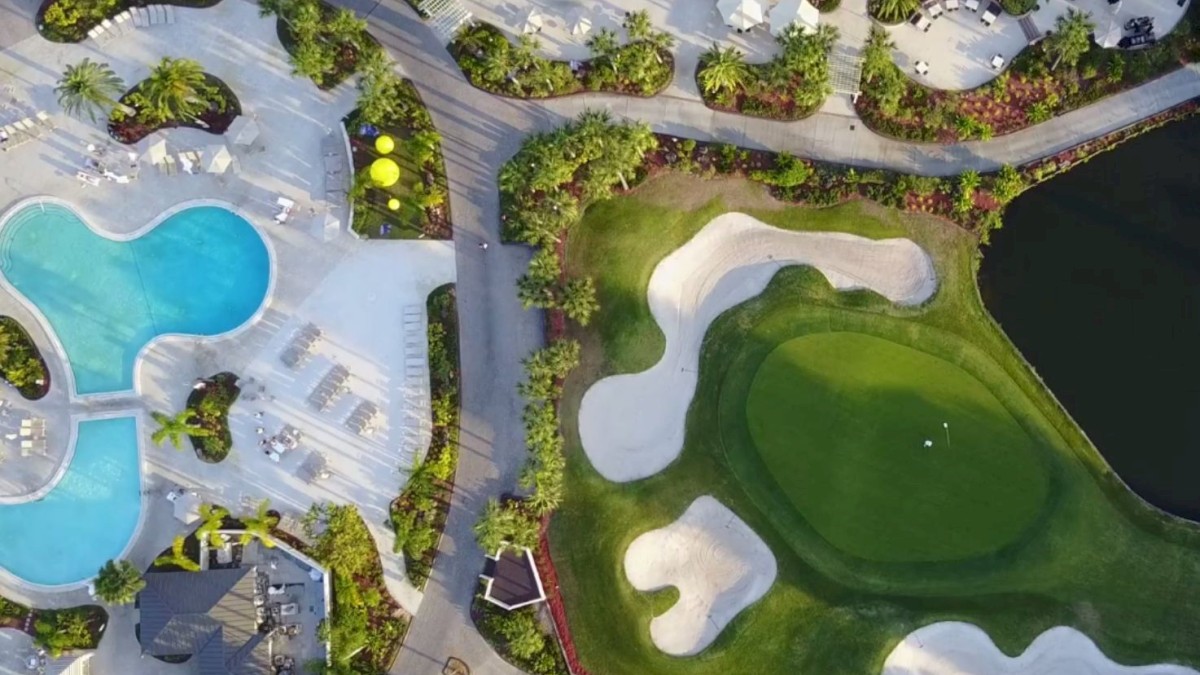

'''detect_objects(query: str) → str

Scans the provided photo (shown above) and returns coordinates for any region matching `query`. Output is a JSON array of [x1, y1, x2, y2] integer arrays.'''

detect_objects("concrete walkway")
[[343, 1, 1200, 674]]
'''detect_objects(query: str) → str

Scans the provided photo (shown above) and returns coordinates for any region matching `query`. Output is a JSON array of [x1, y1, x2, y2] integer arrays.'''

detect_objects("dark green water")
[[979, 115, 1200, 522]]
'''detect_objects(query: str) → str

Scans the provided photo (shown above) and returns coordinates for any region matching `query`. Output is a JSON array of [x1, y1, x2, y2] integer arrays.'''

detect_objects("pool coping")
[[0, 195, 279, 404], [0, 409, 149, 593]]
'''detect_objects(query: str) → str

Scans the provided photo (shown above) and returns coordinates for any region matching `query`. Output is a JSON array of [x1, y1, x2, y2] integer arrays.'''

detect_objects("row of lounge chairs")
[[1, 112, 54, 152], [345, 401, 380, 436], [280, 324, 322, 370], [3, 418, 47, 457], [308, 364, 350, 411], [88, 5, 176, 44]]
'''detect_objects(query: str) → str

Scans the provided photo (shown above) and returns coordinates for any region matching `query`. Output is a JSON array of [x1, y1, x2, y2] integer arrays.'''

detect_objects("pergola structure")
[[480, 545, 547, 611]]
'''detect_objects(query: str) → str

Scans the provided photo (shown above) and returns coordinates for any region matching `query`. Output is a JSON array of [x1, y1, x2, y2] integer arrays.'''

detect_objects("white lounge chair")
[[274, 197, 295, 223]]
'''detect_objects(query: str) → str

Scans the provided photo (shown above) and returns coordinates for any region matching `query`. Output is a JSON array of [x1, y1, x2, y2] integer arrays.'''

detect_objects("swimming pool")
[[0, 417, 141, 586], [0, 202, 270, 395]]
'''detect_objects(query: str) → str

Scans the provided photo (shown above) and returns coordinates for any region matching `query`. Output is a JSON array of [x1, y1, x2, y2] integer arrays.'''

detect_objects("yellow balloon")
[[387, 198, 401, 211], [375, 135, 395, 155], [369, 158, 401, 187]]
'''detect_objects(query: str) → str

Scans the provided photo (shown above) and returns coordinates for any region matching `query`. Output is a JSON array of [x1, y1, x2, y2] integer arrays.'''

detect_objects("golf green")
[[745, 332, 1049, 562]]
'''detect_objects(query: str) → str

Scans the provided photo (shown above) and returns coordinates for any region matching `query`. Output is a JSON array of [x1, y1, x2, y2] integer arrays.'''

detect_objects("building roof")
[[137, 567, 270, 675], [481, 547, 546, 611]]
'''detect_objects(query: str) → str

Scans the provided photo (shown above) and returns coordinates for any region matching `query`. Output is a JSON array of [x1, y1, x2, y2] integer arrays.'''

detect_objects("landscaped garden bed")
[[857, 9, 1200, 142], [107, 59, 240, 144], [36, 0, 222, 43], [695, 24, 837, 121], [344, 76, 451, 240], [471, 580, 569, 675], [0, 596, 107, 658], [451, 16, 673, 99], [390, 284, 459, 589], [262, 0, 381, 90], [0, 317, 50, 399], [185, 372, 241, 463]]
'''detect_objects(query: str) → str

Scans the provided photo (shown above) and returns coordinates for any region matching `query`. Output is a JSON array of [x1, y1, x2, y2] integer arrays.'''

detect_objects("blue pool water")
[[0, 417, 141, 586], [0, 202, 270, 395]]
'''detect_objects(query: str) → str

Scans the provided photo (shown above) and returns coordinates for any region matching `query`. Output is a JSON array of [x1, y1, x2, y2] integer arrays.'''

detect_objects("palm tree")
[[154, 536, 200, 572], [94, 559, 145, 604], [151, 410, 211, 450], [698, 44, 750, 96], [1046, 9, 1095, 70], [131, 57, 213, 125], [623, 9, 653, 41], [869, 0, 920, 23], [55, 59, 127, 123], [240, 499, 279, 548], [587, 28, 621, 71], [195, 504, 230, 547]]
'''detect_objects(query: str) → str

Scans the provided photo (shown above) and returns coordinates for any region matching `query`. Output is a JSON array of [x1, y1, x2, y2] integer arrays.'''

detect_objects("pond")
[[979, 115, 1200, 522]]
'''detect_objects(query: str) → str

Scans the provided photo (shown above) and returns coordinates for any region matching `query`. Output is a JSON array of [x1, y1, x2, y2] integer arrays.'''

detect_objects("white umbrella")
[[769, 0, 819, 36], [203, 144, 232, 174], [227, 116, 260, 146], [1097, 19, 1122, 47], [322, 213, 341, 242], [144, 138, 167, 165], [172, 491, 202, 524], [570, 14, 592, 36], [717, 0, 766, 30], [521, 8, 544, 34]]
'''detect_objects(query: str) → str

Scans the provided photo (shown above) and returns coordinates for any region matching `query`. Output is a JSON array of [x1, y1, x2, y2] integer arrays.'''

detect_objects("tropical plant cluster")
[[93, 57, 240, 143], [184, 372, 241, 463], [38, 0, 220, 42], [152, 501, 277, 572], [94, 559, 146, 604], [0, 317, 48, 398], [305, 503, 408, 674], [260, 0, 382, 89], [347, 68, 451, 239], [391, 285, 459, 588], [696, 24, 838, 120], [451, 11, 674, 99], [857, 8, 1200, 142], [473, 582, 568, 675], [867, 0, 920, 23], [0, 598, 105, 657], [499, 111, 656, 325]]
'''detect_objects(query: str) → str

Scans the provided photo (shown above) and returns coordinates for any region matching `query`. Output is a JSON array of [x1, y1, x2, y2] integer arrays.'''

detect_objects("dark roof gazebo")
[[479, 546, 547, 611]]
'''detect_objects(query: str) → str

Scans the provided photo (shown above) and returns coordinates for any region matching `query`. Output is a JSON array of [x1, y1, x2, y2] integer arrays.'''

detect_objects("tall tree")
[[698, 44, 750, 95], [94, 559, 145, 604], [150, 410, 210, 450], [195, 504, 230, 547], [131, 57, 214, 125], [240, 499, 279, 548], [1046, 9, 1095, 70], [154, 536, 200, 572], [623, 9, 653, 41], [55, 59, 126, 123], [560, 276, 599, 325]]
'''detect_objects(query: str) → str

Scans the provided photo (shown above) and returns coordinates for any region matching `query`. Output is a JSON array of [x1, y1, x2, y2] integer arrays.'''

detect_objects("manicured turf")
[[746, 332, 1048, 562], [550, 173, 1200, 675]]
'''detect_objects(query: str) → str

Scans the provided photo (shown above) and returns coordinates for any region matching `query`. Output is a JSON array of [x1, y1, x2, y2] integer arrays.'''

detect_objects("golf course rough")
[[745, 332, 1050, 562]]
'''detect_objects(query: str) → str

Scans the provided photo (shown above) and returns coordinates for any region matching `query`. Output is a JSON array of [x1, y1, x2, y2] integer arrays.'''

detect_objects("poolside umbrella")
[[322, 213, 341, 242], [570, 14, 592, 36], [227, 116, 260, 146], [521, 8, 544, 34], [717, 0, 766, 30], [369, 157, 400, 187], [203, 144, 232, 174], [375, 134, 395, 154], [769, 0, 819, 36], [173, 491, 202, 524], [144, 138, 167, 165], [1097, 19, 1123, 47]]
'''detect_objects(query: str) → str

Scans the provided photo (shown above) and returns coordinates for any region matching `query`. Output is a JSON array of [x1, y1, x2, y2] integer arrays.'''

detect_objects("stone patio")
[[0, 0, 450, 626]]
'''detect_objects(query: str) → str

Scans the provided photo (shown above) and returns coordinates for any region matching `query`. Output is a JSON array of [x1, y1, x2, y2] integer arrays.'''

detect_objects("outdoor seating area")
[[308, 364, 350, 411], [345, 400, 380, 436], [141, 138, 235, 176], [1, 408, 47, 459], [718, 0, 820, 34], [280, 323, 322, 369], [88, 4, 176, 44], [1, 110, 54, 152], [258, 424, 302, 463]]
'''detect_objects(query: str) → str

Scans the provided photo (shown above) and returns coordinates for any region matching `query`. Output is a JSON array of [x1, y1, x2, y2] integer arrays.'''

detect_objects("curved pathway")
[[339, 1, 1200, 673]]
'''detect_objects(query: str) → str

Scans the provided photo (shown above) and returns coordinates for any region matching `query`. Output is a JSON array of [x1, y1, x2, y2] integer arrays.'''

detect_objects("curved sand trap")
[[883, 622, 1199, 675], [579, 212, 937, 482], [624, 495, 777, 656]]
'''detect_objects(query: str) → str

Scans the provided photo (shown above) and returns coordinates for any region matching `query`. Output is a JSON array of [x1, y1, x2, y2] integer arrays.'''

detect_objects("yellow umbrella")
[[387, 198, 401, 211], [369, 158, 401, 187], [375, 135, 395, 154]]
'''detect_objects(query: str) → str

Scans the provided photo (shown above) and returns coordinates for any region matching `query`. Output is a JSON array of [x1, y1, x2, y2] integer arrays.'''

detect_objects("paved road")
[[339, 2, 1200, 675]]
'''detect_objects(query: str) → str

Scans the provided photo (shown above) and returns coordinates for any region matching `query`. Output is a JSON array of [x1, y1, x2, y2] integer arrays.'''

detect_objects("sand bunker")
[[624, 495, 777, 656], [579, 212, 937, 482], [883, 622, 1199, 675]]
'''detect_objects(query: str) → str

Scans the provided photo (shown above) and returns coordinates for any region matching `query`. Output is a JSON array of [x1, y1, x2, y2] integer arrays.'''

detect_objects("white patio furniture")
[[965, 0, 980, 10], [924, 0, 944, 18], [991, 54, 1006, 69], [274, 196, 295, 223], [520, 8, 544, 34], [178, 153, 194, 174], [945, 0, 960, 9], [981, 2, 1000, 25], [911, 13, 932, 31], [718, 0, 767, 30], [769, 0, 819, 35], [570, 14, 592, 36], [915, 60, 930, 75]]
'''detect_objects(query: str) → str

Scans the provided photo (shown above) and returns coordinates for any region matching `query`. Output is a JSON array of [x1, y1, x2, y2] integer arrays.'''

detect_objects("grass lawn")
[[550, 173, 1200, 674], [745, 332, 1047, 562]]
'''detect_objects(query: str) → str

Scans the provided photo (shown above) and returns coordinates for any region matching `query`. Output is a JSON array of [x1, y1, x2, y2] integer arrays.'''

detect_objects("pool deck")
[[0, 0, 453, 658]]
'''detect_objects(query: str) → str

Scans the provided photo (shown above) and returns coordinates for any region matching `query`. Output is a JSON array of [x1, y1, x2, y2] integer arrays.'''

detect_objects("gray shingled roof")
[[137, 567, 269, 675]]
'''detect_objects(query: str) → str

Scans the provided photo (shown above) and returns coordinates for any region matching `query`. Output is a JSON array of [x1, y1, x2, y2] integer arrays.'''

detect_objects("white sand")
[[578, 212, 937, 482], [623, 495, 777, 656], [883, 622, 1199, 675]]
